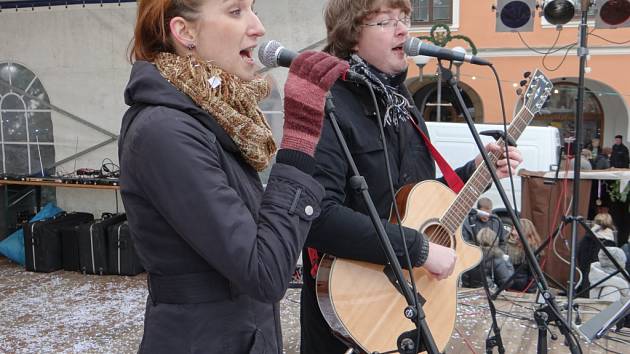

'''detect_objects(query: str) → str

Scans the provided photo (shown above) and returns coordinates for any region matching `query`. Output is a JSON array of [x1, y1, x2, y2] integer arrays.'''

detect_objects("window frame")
[[0, 61, 54, 175], [411, 0, 454, 26], [410, 0, 460, 31]]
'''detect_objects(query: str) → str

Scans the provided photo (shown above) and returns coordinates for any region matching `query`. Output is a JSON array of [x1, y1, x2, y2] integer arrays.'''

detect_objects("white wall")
[[0, 1, 327, 216]]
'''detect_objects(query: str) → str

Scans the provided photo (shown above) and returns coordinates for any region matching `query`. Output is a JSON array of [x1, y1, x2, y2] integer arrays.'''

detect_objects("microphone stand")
[[566, 1, 592, 329], [437, 61, 581, 354], [325, 95, 439, 354], [476, 248, 506, 354]]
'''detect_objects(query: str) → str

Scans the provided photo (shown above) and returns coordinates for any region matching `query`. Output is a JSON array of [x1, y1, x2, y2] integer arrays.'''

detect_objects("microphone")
[[258, 40, 296, 68], [471, 208, 492, 218], [403, 37, 491, 66], [258, 40, 365, 83]]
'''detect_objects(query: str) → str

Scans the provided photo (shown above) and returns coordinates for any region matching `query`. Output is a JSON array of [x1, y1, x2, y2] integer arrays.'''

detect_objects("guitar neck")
[[440, 107, 534, 234]]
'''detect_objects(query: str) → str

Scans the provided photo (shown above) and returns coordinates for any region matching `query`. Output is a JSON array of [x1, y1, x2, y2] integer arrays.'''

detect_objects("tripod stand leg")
[[535, 310, 549, 354]]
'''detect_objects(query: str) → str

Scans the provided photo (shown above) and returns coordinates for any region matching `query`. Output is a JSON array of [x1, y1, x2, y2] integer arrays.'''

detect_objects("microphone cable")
[[362, 77, 425, 352], [488, 64, 519, 215]]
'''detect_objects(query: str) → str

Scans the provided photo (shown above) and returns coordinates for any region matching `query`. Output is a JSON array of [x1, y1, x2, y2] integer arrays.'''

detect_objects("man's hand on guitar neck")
[[423, 242, 457, 280], [474, 143, 523, 179]]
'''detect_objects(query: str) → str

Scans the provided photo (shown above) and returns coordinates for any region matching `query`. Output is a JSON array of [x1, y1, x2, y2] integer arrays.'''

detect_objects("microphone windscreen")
[[403, 37, 421, 56], [258, 40, 282, 68]]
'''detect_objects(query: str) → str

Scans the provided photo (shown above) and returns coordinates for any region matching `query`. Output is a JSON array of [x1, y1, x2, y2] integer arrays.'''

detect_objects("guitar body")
[[316, 180, 482, 353]]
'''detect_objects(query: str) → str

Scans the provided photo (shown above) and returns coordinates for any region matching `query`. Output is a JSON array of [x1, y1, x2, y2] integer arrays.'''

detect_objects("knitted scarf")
[[154, 52, 276, 171], [348, 54, 412, 127]]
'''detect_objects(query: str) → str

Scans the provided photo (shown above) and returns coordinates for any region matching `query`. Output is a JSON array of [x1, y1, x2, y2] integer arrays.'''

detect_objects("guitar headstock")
[[518, 69, 553, 115]]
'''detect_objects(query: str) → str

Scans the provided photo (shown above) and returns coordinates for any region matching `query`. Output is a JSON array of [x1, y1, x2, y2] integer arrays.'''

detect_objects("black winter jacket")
[[462, 213, 508, 251], [119, 61, 324, 354], [301, 74, 476, 354], [610, 143, 630, 168], [461, 247, 515, 289]]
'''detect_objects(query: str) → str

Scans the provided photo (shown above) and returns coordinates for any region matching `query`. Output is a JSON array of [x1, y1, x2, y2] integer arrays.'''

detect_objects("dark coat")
[[300, 74, 476, 354], [461, 247, 515, 288], [462, 213, 508, 251], [592, 153, 611, 170], [610, 143, 630, 168], [119, 61, 324, 354], [510, 261, 535, 291], [576, 228, 617, 297]]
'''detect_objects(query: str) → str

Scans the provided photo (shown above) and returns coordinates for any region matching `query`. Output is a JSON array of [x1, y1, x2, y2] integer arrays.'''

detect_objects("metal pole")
[[436, 68, 442, 122]]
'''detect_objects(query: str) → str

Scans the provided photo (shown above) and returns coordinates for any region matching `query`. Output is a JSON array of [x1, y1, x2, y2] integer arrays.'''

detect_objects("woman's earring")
[[187, 42, 196, 50]]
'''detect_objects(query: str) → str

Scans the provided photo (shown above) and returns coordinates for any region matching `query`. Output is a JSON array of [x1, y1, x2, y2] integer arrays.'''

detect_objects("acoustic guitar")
[[316, 70, 553, 353]]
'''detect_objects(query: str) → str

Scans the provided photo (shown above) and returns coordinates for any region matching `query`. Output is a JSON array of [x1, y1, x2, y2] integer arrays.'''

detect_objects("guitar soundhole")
[[423, 223, 453, 248]]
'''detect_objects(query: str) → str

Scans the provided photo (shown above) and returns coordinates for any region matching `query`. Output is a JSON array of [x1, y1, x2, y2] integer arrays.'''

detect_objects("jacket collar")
[[123, 61, 239, 154]]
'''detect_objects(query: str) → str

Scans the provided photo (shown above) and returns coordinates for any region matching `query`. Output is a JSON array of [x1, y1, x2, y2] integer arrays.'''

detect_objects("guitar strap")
[[409, 119, 464, 193], [306, 119, 465, 279]]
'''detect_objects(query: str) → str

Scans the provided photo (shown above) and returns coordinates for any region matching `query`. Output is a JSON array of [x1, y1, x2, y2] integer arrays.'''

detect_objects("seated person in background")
[[592, 147, 612, 170], [506, 218, 543, 292], [462, 197, 507, 251], [576, 212, 617, 296], [580, 149, 593, 170], [589, 247, 629, 301], [462, 228, 515, 289]]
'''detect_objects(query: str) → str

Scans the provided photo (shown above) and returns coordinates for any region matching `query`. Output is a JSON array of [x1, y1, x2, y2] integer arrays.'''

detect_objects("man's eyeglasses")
[[362, 16, 412, 30]]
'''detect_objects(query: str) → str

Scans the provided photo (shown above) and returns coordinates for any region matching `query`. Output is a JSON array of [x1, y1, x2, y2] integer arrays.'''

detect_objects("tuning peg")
[[523, 71, 531, 78], [519, 80, 528, 87], [516, 88, 523, 96]]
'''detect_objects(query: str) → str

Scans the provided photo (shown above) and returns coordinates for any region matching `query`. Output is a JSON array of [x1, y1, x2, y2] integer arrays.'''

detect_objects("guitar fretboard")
[[440, 107, 534, 234]]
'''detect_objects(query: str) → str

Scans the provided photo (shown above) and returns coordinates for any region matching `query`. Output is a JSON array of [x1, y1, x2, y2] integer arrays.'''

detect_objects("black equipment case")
[[60, 220, 95, 272], [107, 221, 144, 276], [78, 213, 127, 275], [24, 212, 94, 272]]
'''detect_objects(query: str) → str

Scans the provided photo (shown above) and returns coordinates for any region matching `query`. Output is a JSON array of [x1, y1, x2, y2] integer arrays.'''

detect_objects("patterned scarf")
[[348, 54, 412, 127], [154, 52, 276, 171]]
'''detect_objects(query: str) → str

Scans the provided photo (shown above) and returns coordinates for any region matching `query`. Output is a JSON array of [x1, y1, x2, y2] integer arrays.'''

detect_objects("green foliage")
[[416, 24, 478, 54], [608, 181, 630, 211]]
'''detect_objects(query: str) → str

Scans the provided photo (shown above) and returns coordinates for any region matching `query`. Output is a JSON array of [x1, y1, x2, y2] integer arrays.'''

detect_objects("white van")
[[426, 122, 561, 210]]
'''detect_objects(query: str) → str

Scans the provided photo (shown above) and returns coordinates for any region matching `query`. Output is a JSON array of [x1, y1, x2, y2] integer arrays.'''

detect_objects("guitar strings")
[[424, 94, 535, 249]]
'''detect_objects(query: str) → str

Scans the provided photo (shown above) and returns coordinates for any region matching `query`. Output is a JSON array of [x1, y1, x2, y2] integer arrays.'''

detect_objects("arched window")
[[0, 62, 54, 175], [535, 82, 604, 148], [411, 79, 482, 123]]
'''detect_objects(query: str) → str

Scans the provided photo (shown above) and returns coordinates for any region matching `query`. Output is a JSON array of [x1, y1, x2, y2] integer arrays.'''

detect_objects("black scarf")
[[348, 54, 412, 127]]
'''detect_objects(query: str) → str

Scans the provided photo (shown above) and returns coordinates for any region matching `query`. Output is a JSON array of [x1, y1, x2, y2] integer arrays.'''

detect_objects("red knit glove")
[[281, 51, 350, 156]]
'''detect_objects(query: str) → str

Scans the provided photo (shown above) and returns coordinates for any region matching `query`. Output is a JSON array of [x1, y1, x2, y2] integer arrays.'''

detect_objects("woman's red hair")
[[129, 0, 203, 62]]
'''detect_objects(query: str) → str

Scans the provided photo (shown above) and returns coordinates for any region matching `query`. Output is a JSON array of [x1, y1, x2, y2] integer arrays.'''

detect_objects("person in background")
[[576, 212, 617, 297], [300, 0, 523, 352], [610, 134, 630, 168], [464, 227, 515, 289], [506, 218, 543, 292], [580, 148, 593, 170], [592, 146, 611, 170], [462, 197, 507, 251], [119, 0, 349, 352], [589, 247, 629, 301]]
